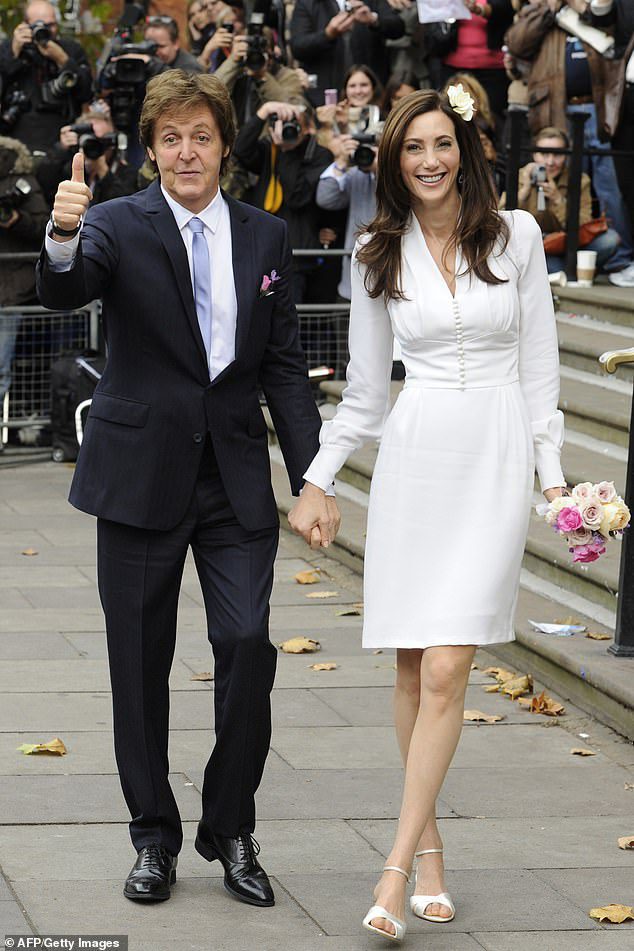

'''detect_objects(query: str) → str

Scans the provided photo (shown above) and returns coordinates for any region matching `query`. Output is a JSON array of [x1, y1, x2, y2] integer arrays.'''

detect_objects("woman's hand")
[[288, 483, 341, 549], [543, 486, 569, 503]]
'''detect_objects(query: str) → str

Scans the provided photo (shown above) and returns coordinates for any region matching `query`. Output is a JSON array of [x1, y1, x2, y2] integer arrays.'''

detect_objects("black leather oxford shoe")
[[195, 827, 275, 907], [123, 845, 177, 902]]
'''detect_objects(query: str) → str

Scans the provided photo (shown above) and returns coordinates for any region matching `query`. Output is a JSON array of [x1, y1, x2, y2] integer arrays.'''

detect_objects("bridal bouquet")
[[537, 481, 630, 564]]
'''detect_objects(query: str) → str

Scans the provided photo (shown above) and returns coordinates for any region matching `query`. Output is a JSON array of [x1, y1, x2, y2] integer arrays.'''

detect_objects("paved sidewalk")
[[1, 462, 634, 951]]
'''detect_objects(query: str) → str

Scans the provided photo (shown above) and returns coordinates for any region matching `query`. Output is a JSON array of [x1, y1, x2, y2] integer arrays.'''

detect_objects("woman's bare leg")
[[370, 644, 475, 936]]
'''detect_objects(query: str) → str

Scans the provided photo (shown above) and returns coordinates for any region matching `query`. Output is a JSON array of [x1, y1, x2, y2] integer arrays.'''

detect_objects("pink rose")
[[571, 545, 602, 564], [579, 497, 603, 529], [556, 506, 583, 533], [568, 526, 593, 547], [594, 481, 617, 504]]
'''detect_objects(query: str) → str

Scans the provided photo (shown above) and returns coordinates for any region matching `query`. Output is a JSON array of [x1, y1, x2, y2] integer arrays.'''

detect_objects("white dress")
[[303, 210, 565, 649]]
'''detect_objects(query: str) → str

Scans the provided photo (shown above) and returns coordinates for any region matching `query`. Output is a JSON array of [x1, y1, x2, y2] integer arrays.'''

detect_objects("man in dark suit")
[[37, 70, 339, 907]]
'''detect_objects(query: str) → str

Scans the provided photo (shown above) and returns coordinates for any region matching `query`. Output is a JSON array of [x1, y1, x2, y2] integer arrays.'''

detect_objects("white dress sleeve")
[[302, 238, 394, 490], [513, 210, 566, 491]]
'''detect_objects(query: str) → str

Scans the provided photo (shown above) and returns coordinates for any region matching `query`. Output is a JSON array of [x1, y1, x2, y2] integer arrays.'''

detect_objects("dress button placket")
[[452, 299, 466, 390]]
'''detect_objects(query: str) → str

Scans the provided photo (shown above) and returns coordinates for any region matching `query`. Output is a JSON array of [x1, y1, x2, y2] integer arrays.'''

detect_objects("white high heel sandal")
[[363, 865, 410, 943], [409, 848, 455, 924]]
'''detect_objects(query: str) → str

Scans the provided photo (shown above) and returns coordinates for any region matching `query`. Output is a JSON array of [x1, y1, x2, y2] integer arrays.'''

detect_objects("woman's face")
[[346, 71, 374, 107], [533, 136, 567, 179], [392, 83, 416, 107], [399, 109, 461, 209], [189, 2, 208, 29]]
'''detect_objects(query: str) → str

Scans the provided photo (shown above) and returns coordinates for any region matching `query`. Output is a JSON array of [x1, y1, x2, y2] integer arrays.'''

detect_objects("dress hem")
[[361, 631, 517, 650]]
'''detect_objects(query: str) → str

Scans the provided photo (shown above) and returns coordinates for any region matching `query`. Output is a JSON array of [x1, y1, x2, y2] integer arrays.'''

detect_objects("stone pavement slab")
[[472, 933, 634, 951], [0, 630, 83, 660]]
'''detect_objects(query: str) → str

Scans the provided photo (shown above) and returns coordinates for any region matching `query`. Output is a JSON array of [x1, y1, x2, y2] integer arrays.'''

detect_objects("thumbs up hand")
[[51, 150, 93, 241]]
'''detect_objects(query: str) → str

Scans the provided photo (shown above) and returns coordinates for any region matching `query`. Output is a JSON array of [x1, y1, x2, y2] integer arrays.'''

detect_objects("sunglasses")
[[146, 15, 177, 26]]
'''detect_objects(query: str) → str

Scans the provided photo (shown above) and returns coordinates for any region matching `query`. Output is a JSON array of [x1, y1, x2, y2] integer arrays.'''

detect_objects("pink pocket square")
[[259, 270, 280, 297]]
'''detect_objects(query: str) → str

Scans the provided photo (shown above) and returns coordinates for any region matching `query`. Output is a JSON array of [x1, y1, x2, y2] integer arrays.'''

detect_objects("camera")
[[70, 123, 118, 160], [350, 132, 378, 170], [0, 90, 31, 131], [30, 19, 52, 45], [0, 177, 32, 225], [245, 13, 268, 72], [268, 112, 302, 144], [343, 1, 354, 11], [530, 163, 547, 211], [40, 68, 79, 108], [98, 1, 157, 131]]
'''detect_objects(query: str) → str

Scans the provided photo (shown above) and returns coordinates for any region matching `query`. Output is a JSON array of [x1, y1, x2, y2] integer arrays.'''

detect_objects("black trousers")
[[612, 84, 634, 245], [97, 438, 279, 855]]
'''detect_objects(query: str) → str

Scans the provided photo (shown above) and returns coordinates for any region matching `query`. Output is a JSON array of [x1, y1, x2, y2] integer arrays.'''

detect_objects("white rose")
[[446, 84, 475, 122], [571, 482, 594, 501], [593, 481, 617, 504]]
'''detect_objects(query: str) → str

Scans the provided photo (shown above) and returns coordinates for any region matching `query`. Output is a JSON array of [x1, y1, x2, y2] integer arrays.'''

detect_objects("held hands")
[[288, 483, 341, 550], [51, 151, 92, 241]]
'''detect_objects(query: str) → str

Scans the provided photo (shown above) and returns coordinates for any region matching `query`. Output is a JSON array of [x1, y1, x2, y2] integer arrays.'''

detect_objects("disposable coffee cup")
[[577, 249, 597, 287]]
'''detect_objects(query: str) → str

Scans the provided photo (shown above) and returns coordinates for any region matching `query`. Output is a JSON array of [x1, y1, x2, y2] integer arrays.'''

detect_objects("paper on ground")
[[528, 619, 586, 636]]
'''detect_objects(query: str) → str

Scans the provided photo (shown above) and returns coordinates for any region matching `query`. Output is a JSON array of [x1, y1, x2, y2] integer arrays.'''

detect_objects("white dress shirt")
[[45, 185, 238, 381]]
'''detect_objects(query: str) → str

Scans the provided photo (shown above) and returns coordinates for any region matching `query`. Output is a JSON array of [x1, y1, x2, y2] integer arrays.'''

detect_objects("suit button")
[[193, 433, 204, 444]]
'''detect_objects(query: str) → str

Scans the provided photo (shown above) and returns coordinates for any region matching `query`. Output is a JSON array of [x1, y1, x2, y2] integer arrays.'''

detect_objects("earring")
[[458, 171, 464, 185]]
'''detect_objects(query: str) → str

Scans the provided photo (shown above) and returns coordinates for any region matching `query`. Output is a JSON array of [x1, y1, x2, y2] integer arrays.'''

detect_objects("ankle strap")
[[415, 848, 443, 856], [383, 865, 411, 883]]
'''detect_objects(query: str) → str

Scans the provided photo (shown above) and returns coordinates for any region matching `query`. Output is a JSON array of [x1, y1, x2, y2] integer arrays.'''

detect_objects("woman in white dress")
[[289, 86, 567, 942]]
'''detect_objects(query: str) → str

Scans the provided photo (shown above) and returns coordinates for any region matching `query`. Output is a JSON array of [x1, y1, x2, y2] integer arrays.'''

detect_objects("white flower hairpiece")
[[446, 84, 476, 122]]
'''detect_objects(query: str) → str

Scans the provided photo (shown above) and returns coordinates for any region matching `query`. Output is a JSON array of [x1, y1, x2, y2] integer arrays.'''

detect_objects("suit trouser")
[[96, 438, 279, 855]]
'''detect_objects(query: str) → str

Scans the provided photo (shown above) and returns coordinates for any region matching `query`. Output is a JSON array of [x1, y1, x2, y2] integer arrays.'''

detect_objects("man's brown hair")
[[139, 70, 236, 175]]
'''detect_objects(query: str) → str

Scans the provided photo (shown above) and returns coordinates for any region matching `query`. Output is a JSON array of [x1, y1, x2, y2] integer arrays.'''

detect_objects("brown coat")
[[505, 1, 608, 136], [502, 164, 593, 232]]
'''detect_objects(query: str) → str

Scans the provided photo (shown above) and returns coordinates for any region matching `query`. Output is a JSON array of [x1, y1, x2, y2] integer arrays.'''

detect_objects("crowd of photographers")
[[1, 0, 634, 427]]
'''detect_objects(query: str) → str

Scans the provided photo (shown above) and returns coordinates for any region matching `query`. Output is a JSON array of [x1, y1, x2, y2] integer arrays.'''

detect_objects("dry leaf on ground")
[[21, 548, 38, 556], [17, 737, 67, 756], [484, 684, 502, 693], [190, 672, 213, 681], [471, 663, 479, 670], [309, 662, 337, 671], [305, 591, 339, 599], [586, 631, 612, 641], [517, 690, 565, 716], [294, 569, 322, 585], [618, 836, 634, 850], [501, 674, 533, 700], [589, 904, 634, 923], [279, 636, 321, 654], [336, 608, 361, 616], [570, 748, 597, 756], [625, 783, 634, 791], [482, 666, 516, 684], [373, 649, 383, 655], [464, 710, 505, 723]]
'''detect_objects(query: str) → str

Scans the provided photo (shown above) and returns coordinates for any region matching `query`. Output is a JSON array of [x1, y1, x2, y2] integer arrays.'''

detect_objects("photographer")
[[500, 125, 620, 272], [36, 104, 138, 208], [198, 6, 245, 73], [233, 99, 333, 302], [0, 135, 49, 444], [143, 15, 203, 73], [0, 1, 92, 153], [214, 17, 304, 125], [290, 0, 404, 96]]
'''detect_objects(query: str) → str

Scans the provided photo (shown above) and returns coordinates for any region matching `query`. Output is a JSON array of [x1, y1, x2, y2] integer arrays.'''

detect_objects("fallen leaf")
[[190, 672, 213, 681], [586, 631, 612, 641], [305, 591, 339, 599], [471, 663, 479, 670], [501, 674, 533, 700], [482, 666, 516, 684], [464, 709, 505, 723], [336, 608, 361, 616], [353, 603, 364, 609], [21, 548, 38, 556], [294, 569, 321, 585], [626, 783, 634, 791], [570, 748, 597, 756], [517, 690, 565, 716], [554, 616, 582, 626], [309, 662, 337, 671], [373, 649, 383, 655], [375, 663, 397, 670], [618, 836, 634, 850], [483, 684, 501, 693], [589, 904, 634, 923], [17, 736, 67, 756], [279, 636, 321, 654]]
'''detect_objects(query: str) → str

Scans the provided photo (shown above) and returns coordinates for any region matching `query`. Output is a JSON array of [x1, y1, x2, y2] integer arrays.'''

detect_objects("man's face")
[[147, 107, 229, 213], [25, 1, 58, 38], [145, 26, 179, 65], [534, 136, 566, 178]]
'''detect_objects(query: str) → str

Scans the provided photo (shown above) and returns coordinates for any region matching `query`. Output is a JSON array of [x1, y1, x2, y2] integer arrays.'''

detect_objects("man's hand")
[[256, 100, 297, 122], [38, 38, 69, 67], [350, 2, 379, 26], [330, 133, 357, 165], [59, 125, 79, 150], [11, 22, 32, 59], [51, 151, 92, 240], [231, 34, 249, 63], [325, 10, 355, 39], [288, 483, 341, 549]]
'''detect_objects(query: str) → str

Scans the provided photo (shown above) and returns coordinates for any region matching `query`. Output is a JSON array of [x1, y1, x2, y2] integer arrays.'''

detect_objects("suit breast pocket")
[[89, 392, 150, 428]]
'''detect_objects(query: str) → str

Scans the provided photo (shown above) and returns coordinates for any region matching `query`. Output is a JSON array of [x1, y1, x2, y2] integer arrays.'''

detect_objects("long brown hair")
[[357, 89, 509, 302]]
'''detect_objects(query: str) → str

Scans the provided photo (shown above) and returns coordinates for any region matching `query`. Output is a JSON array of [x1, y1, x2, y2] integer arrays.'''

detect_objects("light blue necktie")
[[188, 216, 212, 373]]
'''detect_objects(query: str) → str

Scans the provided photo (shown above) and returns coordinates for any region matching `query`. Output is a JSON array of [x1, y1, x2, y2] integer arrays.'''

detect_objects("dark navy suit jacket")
[[36, 181, 322, 532]]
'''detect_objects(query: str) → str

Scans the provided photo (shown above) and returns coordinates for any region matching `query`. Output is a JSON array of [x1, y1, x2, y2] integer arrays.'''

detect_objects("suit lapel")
[[143, 181, 209, 373], [225, 192, 256, 365]]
